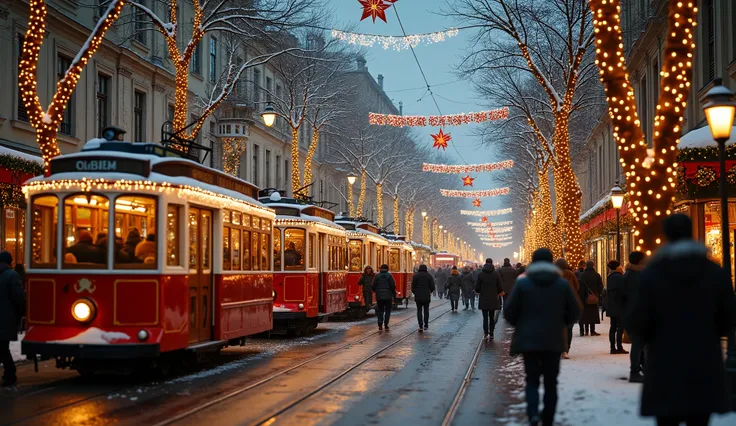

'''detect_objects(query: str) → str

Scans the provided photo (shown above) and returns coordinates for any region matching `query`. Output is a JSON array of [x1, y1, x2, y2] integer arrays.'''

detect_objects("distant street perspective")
[[0, 1, 736, 425]]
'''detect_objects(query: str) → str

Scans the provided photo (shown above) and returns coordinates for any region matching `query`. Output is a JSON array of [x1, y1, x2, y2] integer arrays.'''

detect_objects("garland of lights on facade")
[[440, 188, 509, 198], [422, 160, 514, 174], [368, 107, 509, 128], [331, 28, 459, 51], [460, 208, 512, 217]]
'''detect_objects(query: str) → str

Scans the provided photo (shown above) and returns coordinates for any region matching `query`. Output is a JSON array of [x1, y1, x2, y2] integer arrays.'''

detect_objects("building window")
[[705, 0, 716, 81], [276, 155, 281, 189], [167, 104, 175, 122], [265, 150, 271, 187], [96, 74, 110, 137], [134, 91, 146, 141], [209, 37, 217, 83], [253, 68, 261, 106], [17, 35, 28, 122], [57, 55, 74, 135], [191, 42, 201, 75], [652, 59, 659, 97], [640, 76, 648, 146], [266, 77, 273, 103], [134, 0, 147, 45], [252, 144, 260, 186]]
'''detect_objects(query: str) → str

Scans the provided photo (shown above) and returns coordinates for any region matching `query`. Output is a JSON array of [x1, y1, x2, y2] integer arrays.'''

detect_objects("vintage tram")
[[261, 192, 348, 335], [431, 251, 460, 269], [21, 137, 275, 373], [335, 217, 389, 316], [384, 234, 415, 308], [411, 242, 432, 268]]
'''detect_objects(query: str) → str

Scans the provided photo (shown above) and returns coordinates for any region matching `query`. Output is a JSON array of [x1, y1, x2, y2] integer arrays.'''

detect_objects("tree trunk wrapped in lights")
[[536, 163, 562, 257], [357, 169, 367, 215], [376, 182, 384, 227], [303, 128, 320, 196], [222, 137, 248, 176], [393, 195, 400, 234], [588, 0, 697, 254], [432, 220, 440, 251], [291, 128, 302, 196], [422, 217, 430, 246], [19, 0, 126, 171], [348, 180, 355, 217]]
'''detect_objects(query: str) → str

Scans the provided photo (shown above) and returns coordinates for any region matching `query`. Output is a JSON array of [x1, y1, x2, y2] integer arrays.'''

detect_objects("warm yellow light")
[[347, 174, 357, 185], [610, 185, 625, 209], [261, 104, 277, 128], [71, 299, 94, 323], [421, 211, 427, 218], [702, 79, 735, 140]]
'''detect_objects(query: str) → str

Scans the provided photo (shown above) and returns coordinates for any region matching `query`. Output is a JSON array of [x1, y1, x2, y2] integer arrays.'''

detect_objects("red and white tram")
[[411, 242, 432, 268], [21, 138, 275, 373], [384, 234, 415, 308], [335, 217, 389, 316], [431, 251, 461, 269], [261, 192, 348, 335]]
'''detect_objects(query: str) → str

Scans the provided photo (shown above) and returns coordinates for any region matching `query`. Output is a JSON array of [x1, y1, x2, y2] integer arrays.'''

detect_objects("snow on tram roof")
[[274, 213, 346, 234]]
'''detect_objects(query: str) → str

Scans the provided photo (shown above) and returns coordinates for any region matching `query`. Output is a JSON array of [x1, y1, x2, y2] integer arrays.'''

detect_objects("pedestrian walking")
[[358, 265, 375, 309], [555, 258, 582, 359], [574, 260, 585, 279], [578, 261, 603, 336], [0, 251, 25, 387], [504, 248, 581, 426], [605, 260, 628, 355], [498, 258, 518, 309], [372, 264, 396, 331], [411, 264, 435, 332], [622, 251, 646, 383], [447, 266, 462, 311], [461, 266, 476, 310], [476, 258, 504, 340], [629, 214, 736, 426], [435, 267, 447, 299]]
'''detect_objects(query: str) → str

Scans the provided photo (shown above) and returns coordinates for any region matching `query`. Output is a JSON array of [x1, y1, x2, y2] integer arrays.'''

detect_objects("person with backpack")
[[476, 259, 504, 340], [578, 261, 603, 336], [461, 266, 476, 311], [0, 251, 25, 386], [372, 264, 396, 331], [411, 265, 435, 331]]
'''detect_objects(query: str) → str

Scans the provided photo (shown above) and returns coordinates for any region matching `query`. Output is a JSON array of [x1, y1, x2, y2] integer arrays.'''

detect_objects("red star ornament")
[[431, 129, 451, 150], [472, 198, 482, 208], [461, 175, 475, 186], [481, 216, 488, 222], [359, 0, 391, 23]]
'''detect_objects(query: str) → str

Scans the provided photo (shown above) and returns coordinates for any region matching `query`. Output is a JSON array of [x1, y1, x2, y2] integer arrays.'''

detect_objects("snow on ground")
[[501, 318, 736, 426], [10, 333, 24, 362]]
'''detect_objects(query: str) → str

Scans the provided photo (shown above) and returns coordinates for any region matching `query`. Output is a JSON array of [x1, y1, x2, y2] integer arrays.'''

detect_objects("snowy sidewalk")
[[498, 318, 736, 426]]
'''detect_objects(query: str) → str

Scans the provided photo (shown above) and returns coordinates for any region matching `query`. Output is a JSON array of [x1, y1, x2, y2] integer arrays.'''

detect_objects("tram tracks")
[[440, 337, 485, 426]]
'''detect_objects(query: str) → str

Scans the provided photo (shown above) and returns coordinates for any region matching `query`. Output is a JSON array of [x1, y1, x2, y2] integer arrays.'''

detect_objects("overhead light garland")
[[460, 208, 512, 217], [484, 242, 513, 248], [331, 28, 459, 51], [468, 221, 512, 227], [440, 188, 510, 198], [422, 160, 514, 174], [474, 226, 513, 233], [369, 107, 509, 128]]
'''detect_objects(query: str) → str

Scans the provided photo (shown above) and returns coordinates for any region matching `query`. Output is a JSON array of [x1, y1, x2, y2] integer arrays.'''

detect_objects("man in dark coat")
[[66, 230, 105, 264], [411, 264, 436, 331], [461, 266, 476, 311], [630, 214, 736, 425], [498, 258, 518, 307], [574, 260, 585, 280], [605, 260, 628, 354], [504, 248, 580, 426], [447, 266, 462, 311], [372, 264, 396, 331], [476, 259, 504, 339], [434, 267, 448, 299], [0, 251, 24, 386], [578, 261, 603, 336], [622, 251, 646, 383]]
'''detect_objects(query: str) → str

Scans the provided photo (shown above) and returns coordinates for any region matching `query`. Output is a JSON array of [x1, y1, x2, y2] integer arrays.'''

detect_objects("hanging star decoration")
[[472, 198, 482, 208], [431, 129, 451, 150], [481, 216, 488, 223], [358, 0, 397, 23], [461, 175, 474, 186]]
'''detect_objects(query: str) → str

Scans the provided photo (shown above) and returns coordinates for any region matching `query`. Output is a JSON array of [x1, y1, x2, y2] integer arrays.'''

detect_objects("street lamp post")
[[347, 174, 357, 217], [702, 77, 736, 410], [438, 225, 443, 251], [261, 103, 277, 127], [610, 183, 625, 262]]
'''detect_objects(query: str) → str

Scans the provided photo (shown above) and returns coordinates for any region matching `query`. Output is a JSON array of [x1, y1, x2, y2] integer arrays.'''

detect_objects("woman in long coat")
[[578, 261, 603, 336], [446, 266, 462, 311], [476, 260, 504, 339]]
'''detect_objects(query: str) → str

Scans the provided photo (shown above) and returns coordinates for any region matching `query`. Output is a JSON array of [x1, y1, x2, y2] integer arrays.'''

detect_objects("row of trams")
[[20, 139, 465, 374]]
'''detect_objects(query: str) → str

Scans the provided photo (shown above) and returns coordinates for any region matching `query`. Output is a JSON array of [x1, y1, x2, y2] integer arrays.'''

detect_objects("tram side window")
[[167, 205, 182, 267], [261, 232, 269, 270], [274, 229, 282, 271], [251, 229, 259, 270], [62, 194, 109, 269], [348, 240, 362, 272], [223, 227, 231, 270], [31, 195, 59, 268], [283, 228, 305, 271], [308, 234, 316, 269], [242, 231, 251, 270], [389, 248, 400, 272], [113, 195, 157, 269]]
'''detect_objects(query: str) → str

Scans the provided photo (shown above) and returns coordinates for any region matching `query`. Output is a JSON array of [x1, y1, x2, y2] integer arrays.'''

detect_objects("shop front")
[[580, 200, 634, 284]]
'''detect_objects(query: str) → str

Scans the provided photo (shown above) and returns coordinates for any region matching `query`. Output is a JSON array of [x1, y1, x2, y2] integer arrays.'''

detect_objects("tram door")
[[317, 233, 325, 310], [188, 207, 213, 343]]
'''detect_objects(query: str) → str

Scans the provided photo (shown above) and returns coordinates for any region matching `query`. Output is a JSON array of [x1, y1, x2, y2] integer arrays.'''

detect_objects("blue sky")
[[327, 0, 515, 259]]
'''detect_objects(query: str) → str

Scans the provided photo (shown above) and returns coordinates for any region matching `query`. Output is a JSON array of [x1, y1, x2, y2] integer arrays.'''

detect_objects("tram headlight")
[[272, 290, 277, 301], [298, 303, 305, 310], [354, 295, 360, 300], [137, 330, 149, 341], [71, 299, 96, 323]]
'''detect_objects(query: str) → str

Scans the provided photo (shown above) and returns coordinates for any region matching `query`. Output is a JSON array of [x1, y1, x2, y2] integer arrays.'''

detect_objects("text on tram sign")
[[76, 160, 117, 171], [49, 156, 151, 177]]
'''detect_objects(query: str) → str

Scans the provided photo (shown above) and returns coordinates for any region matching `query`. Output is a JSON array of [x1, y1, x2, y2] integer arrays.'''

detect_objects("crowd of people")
[[64, 228, 156, 265]]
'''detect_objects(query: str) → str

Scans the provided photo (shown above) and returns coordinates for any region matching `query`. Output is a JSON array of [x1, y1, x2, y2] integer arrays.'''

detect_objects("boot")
[[629, 372, 644, 383], [617, 347, 629, 354]]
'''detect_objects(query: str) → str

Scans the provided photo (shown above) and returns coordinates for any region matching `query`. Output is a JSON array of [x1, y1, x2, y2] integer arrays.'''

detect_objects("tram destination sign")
[[49, 156, 151, 177]]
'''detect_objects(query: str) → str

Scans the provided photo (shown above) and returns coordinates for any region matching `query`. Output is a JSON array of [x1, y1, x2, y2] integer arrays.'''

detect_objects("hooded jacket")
[[460, 267, 475, 296], [446, 269, 462, 297], [0, 264, 24, 341], [411, 265, 436, 303], [605, 270, 626, 317], [630, 240, 736, 417], [498, 261, 518, 295], [504, 261, 581, 355], [434, 268, 448, 293], [372, 268, 396, 302], [475, 263, 504, 310]]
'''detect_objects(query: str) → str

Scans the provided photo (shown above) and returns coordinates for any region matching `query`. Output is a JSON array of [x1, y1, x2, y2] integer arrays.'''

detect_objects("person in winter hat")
[[623, 251, 646, 383], [578, 261, 603, 336], [630, 214, 736, 424], [434, 266, 448, 299], [476, 258, 504, 339], [372, 264, 396, 331], [446, 266, 462, 311], [504, 248, 580, 426], [461, 266, 476, 311], [358, 265, 375, 309], [606, 260, 628, 355], [555, 258, 582, 359], [498, 258, 518, 308], [0, 251, 24, 387], [411, 264, 436, 331]]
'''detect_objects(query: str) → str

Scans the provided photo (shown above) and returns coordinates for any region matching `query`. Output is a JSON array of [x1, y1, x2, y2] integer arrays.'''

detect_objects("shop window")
[[389, 248, 400, 272], [309, 233, 317, 269], [62, 194, 109, 269], [113, 195, 157, 269], [31, 195, 58, 268], [167, 205, 182, 267], [283, 228, 305, 270], [348, 240, 362, 271], [273, 229, 282, 271], [704, 202, 736, 273]]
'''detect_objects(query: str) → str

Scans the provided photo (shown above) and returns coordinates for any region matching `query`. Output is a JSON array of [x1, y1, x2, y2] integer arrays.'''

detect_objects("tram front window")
[[62, 194, 109, 269], [113, 195, 157, 269], [31, 195, 59, 269], [348, 240, 362, 271], [389, 248, 400, 272], [283, 228, 305, 271], [274, 230, 282, 271]]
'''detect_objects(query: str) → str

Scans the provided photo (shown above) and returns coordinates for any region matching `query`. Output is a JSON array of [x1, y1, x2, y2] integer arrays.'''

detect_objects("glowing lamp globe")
[[421, 211, 427, 218], [347, 174, 357, 185], [261, 104, 277, 128], [610, 185, 625, 210], [703, 78, 736, 142]]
